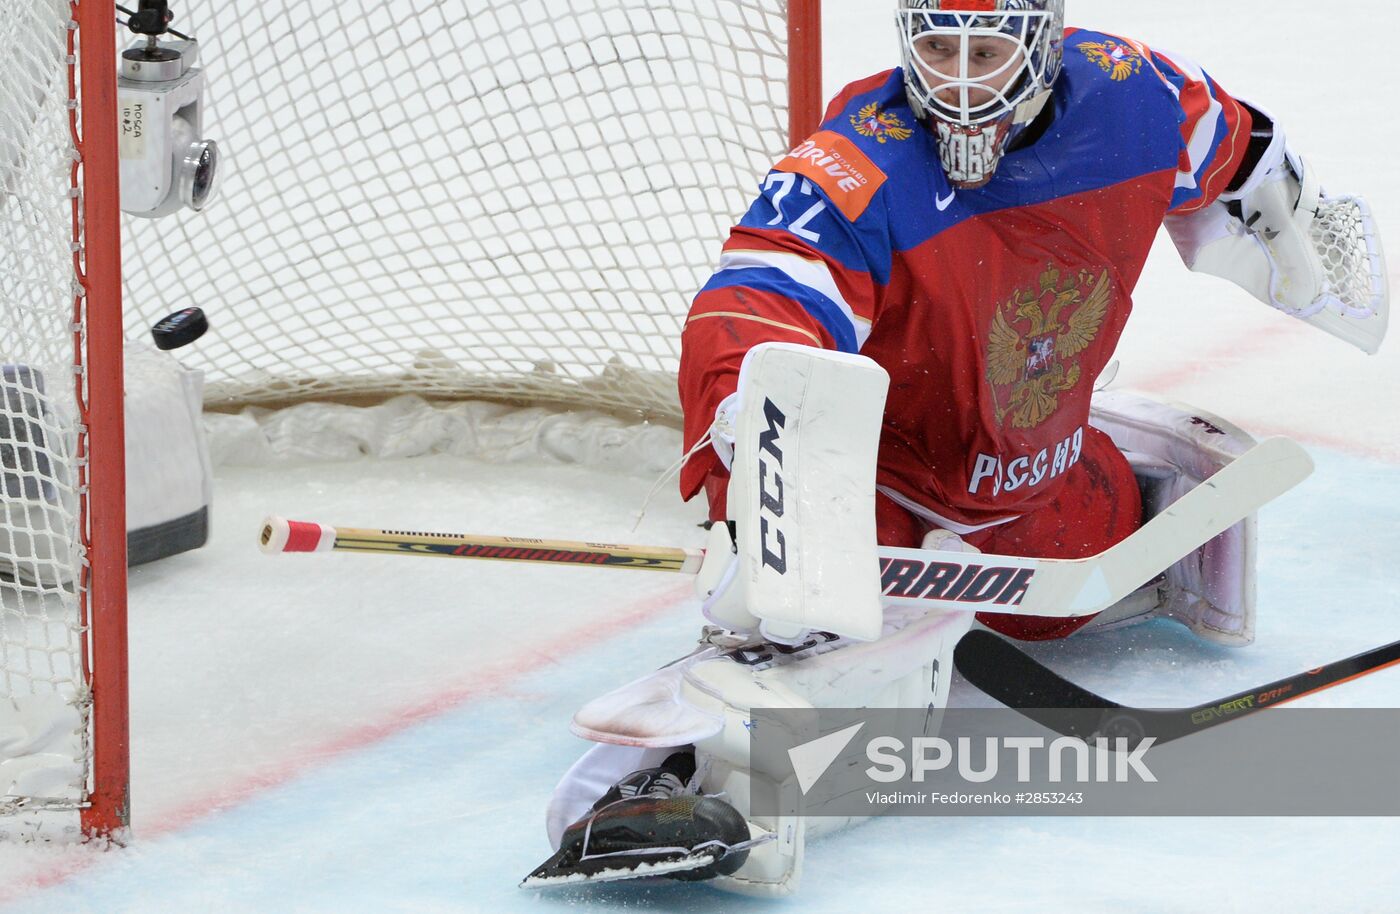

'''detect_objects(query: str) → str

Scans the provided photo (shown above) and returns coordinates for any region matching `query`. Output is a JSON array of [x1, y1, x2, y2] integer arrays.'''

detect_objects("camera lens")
[[179, 139, 220, 211], [190, 143, 217, 208]]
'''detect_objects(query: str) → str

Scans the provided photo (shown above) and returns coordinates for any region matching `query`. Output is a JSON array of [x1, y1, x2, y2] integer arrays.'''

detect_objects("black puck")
[[151, 307, 209, 350]]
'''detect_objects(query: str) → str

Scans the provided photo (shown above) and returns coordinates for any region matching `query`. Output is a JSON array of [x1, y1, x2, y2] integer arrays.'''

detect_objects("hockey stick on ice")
[[953, 628, 1400, 744], [261, 437, 1312, 621], [257, 520, 707, 573]]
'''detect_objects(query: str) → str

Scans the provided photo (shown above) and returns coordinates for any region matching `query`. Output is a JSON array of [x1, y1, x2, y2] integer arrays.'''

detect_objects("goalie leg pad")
[[552, 607, 973, 895], [690, 608, 971, 896], [1085, 391, 1259, 646]]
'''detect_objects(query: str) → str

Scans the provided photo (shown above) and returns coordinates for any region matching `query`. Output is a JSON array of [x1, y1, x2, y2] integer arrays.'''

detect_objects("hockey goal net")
[[123, 0, 822, 423], [2, 0, 819, 836]]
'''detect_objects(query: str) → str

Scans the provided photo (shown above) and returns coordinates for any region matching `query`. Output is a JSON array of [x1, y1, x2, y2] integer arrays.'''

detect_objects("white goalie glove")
[[1166, 103, 1389, 354]]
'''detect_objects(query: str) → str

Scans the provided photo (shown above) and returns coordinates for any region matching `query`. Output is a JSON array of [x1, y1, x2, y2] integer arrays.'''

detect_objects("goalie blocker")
[[696, 342, 889, 644]]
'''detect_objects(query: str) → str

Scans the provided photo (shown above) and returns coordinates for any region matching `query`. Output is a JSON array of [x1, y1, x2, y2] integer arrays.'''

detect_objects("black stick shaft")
[[954, 630, 1400, 744]]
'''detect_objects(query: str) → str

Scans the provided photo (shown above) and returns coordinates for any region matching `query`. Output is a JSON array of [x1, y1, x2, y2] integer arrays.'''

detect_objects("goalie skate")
[[521, 754, 751, 890]]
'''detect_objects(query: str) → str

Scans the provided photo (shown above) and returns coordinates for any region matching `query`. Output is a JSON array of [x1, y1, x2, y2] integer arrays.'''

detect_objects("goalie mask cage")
[[2, 0, 821, 836]]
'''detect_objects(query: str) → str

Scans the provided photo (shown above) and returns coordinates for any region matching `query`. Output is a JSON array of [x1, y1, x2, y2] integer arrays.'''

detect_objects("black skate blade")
[[520, 848, 715, 890]]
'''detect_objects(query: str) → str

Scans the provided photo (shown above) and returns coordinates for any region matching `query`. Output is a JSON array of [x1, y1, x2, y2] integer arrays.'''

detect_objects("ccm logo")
[[757, 397, 788, 574]]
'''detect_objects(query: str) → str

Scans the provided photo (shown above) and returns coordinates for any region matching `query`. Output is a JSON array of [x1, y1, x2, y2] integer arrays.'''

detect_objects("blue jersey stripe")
[[700, 268, 860, 353], [1169, 94, 1233, 210]]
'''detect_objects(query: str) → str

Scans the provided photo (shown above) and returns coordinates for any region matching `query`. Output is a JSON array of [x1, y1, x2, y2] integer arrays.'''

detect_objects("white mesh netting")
[[1312, 196, 1387, 320], [0, 0, 92, 815], [121, 0, 797, 423]]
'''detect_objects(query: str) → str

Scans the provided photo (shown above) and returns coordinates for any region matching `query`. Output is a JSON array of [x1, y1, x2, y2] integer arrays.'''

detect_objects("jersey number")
[[763, 173, 826, 244]]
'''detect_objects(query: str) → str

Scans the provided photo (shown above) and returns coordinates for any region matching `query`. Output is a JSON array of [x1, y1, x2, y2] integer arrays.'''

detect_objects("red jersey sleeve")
[[678, 153, 890, 502], [1139, 44, 1255, 214]]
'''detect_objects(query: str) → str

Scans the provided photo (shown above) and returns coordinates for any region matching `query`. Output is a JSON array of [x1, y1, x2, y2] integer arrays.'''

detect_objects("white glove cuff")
[[709, 391, 740, 470]]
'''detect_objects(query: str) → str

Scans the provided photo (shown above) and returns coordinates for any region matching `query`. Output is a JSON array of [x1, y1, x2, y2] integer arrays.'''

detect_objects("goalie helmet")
[[897, 0, 1066, 188]]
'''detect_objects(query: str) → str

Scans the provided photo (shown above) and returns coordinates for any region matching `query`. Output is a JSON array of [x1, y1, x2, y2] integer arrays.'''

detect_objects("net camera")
[[118, 1, 220, 217]]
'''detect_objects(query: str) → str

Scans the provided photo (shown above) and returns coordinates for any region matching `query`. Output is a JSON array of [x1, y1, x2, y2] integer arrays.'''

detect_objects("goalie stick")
[[954, 628, 1400, 744], [261, 436, 1311, 621]]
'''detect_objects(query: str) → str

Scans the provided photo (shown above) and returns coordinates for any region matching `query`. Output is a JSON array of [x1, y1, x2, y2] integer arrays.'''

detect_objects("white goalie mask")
[[897, 0, 1065, 188]]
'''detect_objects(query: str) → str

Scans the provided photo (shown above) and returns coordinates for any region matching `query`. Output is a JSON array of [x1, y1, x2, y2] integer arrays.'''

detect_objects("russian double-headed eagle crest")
[[986, 265, 1112, 430], [851, 102, 913, 143], [1078, 40, 1145, 81]]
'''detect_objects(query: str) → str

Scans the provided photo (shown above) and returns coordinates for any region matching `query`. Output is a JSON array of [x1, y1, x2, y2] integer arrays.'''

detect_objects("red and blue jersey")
[[679, 30, 1252, 530]]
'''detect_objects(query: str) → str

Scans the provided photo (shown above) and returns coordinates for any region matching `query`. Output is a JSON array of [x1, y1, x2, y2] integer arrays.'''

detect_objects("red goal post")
[[76, 0, 131, 840], [789, 0, 825, 149], [0, 0, 128, 839]]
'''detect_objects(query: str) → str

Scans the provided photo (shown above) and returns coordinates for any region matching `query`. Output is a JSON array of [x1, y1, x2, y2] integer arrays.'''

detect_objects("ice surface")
[[3, 2, 1400, 911]]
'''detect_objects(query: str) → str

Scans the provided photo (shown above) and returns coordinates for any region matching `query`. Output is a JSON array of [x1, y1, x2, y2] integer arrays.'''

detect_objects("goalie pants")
[[875, 425, 1142, 641]]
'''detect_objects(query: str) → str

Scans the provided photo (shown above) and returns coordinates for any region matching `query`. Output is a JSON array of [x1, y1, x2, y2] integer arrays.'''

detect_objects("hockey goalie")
[[524, 0, 1388, 895]]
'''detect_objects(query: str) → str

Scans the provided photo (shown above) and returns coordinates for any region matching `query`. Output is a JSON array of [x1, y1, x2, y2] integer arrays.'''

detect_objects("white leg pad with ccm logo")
[[698, 343, 889, 644]]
